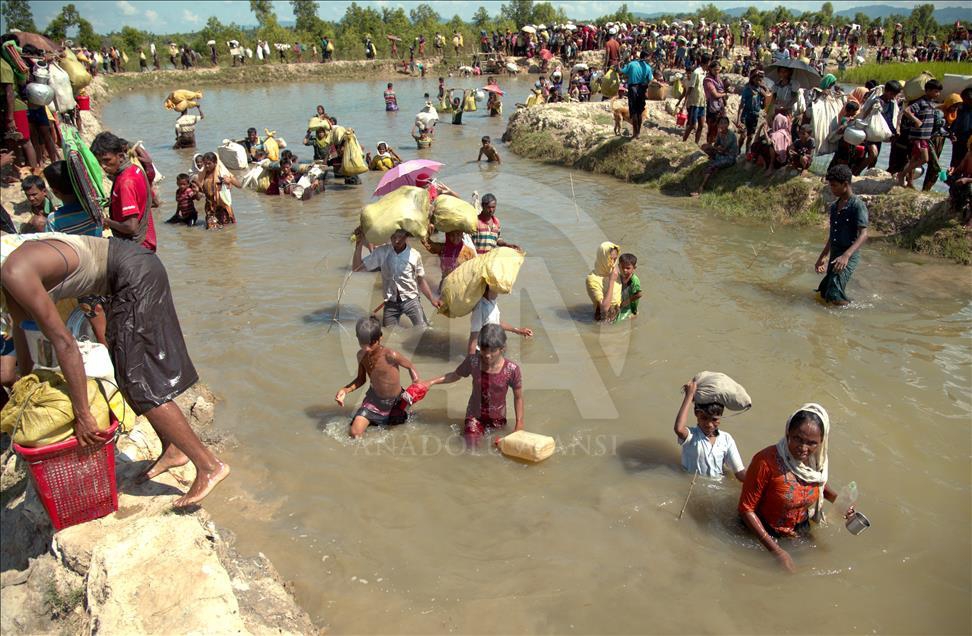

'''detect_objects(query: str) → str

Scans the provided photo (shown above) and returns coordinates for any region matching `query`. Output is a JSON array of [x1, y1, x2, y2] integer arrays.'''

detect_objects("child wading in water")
[[673, 378, 746, 481], [335, 316, 420, 438], [420, 324, 524, 447], [614, 253, 642, 322], [815, 165, 868, 305], [166, 173, 201, 226], [477, 135, 501, 163]]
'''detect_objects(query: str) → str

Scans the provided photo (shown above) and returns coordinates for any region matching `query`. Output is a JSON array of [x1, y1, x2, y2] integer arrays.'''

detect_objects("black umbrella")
[[766, 57, 822, 90]]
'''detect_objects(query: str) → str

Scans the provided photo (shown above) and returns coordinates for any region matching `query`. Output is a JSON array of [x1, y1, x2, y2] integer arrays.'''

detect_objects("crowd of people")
[[1, 11, 968, 571]]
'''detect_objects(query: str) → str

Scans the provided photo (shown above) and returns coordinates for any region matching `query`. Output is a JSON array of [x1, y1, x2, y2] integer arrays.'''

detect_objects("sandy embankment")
[[501, 81, 969, 264], [1, 75, 319, 634]]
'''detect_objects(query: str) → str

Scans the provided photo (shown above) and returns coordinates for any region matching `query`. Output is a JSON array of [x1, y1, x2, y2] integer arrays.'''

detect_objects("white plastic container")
[[217, 140, 248, 170], [498, 430, 556, 462]]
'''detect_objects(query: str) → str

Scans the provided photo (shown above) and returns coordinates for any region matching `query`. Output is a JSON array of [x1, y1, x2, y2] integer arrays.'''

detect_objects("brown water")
[[103, 78, 971, 634]]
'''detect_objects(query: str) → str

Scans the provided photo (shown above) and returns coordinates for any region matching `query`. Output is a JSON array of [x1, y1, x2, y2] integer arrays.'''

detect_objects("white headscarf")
[[776, 403, 829, 521]]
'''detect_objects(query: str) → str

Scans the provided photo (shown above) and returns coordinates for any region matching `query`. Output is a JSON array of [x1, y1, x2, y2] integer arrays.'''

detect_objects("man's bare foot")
[[173, 462, 230, 508], [136, 446, 190, 483]]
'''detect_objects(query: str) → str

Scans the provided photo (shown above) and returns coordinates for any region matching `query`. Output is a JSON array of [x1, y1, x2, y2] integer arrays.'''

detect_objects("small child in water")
[[420, 324, 524, 447], [167, 173, 200, 226], [335, 316, 421, 438], [467, 286, 533, 355], [673, 378, 746, 481], [614, 253, 642, 322], [477, 135, 501, 163]]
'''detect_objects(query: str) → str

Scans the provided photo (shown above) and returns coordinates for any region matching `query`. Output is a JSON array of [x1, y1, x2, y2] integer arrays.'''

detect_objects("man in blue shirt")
[[736, 69, 768, 154], [620, 50, 653, 140]]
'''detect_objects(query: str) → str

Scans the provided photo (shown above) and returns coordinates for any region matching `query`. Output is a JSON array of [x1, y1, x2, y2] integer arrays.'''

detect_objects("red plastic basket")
[[13, 416, 119, 531]]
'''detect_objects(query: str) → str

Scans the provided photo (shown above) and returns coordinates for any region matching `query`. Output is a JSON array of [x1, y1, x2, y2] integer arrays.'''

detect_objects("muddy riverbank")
[[0, 77, 316, 634], [502, 99, 971, 264]]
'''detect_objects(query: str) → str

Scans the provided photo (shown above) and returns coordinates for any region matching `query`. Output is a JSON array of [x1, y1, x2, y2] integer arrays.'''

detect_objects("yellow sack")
[[326, 41, 334, 53], [904, 71, 934, 102], [431, 195, 477, 234], [463, 93, 477, 112], [672, 77, 684, 100], [60, 56, 91, 91], [585, 241, 621, 307], [164, 90, 202, 111], [369, 155, 394, 171], [330, 125, 346, 146], [360, 186, 430, 245], [439, 255, 487, 318], [600, 69, 620, 98], [257, 174, 271, 193], [0, 370, 111, 447], [308, 116, 331, 131], [481, 246, 524, 293], [122, 51, 129, 64], [263, 129, 280, 161], [341, 129, 368, 176], [439, 247, 524, 318]]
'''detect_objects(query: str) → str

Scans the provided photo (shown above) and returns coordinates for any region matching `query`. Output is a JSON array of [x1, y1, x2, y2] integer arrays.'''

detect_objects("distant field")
[[840, 61, 972, 86]]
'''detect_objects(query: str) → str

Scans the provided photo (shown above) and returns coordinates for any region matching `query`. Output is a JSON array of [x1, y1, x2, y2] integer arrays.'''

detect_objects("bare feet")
[[690, 191, 701, 197], [173, 462, 231, 508], [136, 445, 190, 483]]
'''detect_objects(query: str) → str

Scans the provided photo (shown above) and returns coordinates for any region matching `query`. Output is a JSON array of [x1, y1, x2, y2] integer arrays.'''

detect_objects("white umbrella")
[[521, 26, 536, 34], [537, 24, 547, 31], [565, 24, 577, 31]]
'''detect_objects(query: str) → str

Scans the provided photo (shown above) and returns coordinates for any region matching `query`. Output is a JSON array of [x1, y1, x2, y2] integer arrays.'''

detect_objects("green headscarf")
[[820, 74, 837, 90]]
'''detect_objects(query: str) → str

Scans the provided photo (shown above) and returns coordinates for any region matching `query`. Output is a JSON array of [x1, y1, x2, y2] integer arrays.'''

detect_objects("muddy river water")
[[103, 77, 970, 634]]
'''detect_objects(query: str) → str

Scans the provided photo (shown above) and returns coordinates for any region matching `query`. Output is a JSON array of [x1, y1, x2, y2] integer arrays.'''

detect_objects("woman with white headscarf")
[[738, 403, 856, 573]]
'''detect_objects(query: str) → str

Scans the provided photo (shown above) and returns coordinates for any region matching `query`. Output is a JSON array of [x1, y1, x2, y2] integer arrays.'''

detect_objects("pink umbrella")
[[483, 84, 504, 96], [373, 159, 443, 197], [539, 48, 553, 61]]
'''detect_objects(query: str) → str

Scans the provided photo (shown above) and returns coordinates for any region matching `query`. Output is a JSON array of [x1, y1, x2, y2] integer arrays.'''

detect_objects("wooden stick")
[[677, 473, 698, 521], [569, 172, 580, 222], [328, 258, 355, 334]]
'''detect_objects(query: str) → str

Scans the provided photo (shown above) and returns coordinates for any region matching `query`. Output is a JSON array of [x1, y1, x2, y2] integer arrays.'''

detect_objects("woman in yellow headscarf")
[[585, 241, 621, 322]]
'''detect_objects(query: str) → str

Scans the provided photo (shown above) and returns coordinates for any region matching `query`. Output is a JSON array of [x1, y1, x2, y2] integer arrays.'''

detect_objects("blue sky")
[[20, 1, 971, 34]]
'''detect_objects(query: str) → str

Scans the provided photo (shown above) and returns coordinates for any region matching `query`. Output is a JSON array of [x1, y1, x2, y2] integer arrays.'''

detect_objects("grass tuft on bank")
[[840, 61, 972, 86]]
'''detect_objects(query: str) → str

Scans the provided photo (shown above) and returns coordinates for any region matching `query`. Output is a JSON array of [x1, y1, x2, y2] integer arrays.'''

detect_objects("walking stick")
[[677, 473, 698, 521]]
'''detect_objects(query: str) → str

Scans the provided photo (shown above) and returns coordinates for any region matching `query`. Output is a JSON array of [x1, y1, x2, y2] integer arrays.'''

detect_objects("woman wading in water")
[[0, 233, 230, 507]]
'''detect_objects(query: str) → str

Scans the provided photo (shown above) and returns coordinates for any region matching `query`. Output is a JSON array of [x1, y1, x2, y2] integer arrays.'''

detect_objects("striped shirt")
[[471, 216, 501, 254], [906, 97, 935, 141], [46, 202, 103, 237]]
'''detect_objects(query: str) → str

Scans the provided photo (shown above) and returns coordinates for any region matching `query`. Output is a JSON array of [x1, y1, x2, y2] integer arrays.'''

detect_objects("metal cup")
[[845, 511, 871, 535]]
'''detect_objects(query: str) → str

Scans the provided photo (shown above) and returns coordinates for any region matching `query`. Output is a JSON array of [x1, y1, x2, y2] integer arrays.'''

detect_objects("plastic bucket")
[[76, 94, 90, 110]]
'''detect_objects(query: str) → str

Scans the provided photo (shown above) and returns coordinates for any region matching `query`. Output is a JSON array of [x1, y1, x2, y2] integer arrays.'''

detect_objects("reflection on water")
[[103, 77, 971, 634]]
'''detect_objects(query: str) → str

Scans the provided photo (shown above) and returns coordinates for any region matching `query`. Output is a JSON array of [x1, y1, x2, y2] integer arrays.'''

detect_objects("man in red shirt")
[[91, 132, 157, 252], [603, 30, 620, 69]]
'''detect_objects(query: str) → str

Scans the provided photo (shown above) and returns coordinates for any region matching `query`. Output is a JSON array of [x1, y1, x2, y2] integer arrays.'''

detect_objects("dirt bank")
[[1, 79, 318, 634], [502, 100, 971, 264]]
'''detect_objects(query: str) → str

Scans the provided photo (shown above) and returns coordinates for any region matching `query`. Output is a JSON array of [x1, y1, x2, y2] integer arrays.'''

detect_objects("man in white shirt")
[[353, 229, 440, 328], [174, 105, 203, 149]]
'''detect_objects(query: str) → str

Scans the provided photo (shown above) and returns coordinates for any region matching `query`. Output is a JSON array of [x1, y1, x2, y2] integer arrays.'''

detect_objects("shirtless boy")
[[335, 316, 421, 438], [477, 135, 501, 163]]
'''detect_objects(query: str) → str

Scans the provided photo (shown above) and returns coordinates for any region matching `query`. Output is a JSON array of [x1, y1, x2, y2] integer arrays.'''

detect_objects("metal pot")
[[845, 510, 871, 535], [843, 125, 866, 146], [25, 82, 55, 106], [31, 60, 50, 84]]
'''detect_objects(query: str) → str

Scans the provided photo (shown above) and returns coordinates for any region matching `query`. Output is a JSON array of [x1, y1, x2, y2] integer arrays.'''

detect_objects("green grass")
[[44, 579, 84, 619], [840, 61, 972, 86]]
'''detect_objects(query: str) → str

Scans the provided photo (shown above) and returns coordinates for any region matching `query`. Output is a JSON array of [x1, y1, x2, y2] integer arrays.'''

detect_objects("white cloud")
[[182, 9, 201, 23], [116, 0, 137, 15], [145, 9, 159, 23]]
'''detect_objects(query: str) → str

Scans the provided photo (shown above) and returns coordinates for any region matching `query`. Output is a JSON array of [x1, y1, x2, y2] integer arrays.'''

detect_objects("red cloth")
[[12, 109, 30, 141], [110, 164, 156, 252], [738, 445, 821, 536], [397, 382, 428, 411], [604, 39, 620, 66], [456, 355, 521, 421]]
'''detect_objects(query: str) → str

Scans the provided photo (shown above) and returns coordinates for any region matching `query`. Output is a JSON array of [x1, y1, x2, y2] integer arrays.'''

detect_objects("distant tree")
[[116, 25, 149, 53], [2, 0, 36, 32], [500, 0, 534, 27], [290, 0, 321, 34], [819, 2, 834, 19], [409, 3, 440, 27], [909, 4, 935, 37], [45, 4, 99, 49], [530, 2, 566, 25], [250, 0, 278, 28], [852, 12, 869, 27], [695, 3, 725, 24], [381, 7, 409, 33], [472, 6, 491, 28]]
